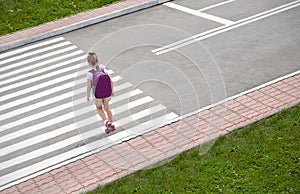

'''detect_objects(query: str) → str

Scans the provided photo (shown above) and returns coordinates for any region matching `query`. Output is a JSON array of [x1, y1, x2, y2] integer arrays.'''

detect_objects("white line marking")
[[0, 78, 85, 112], [198, 0, 235, 12], [0, 37, 65, 60], [0, 87, 82, 122], [0, 46, 77, 72], [0, 122, 79, 170], [0, 62, 81, 93], [1, 102, 75, 136], [0, 59, 110, 94], [1, 67, 298, 190], [0, 68, 114, 111], [86, 112, 178, 155], [0, 41, 71, 65], [0, 51, 85, 82], [151, 25, 225, 53], [0, 145, 89, 190], [0, 75, 123, 130], [114, 112, 179, 141], [115, 104, 165, 127], [0, 66, 114, 102], [114, 82, 132, 92], [164, 2, 234, 25], [0, 112, 178, 190], [0, 88, 142, 143], [0, 104, 167, 169], [111, 89, 143, 104], [0, 96, 153, 157], [0, 71, 78, 101], [112, 96, 153, 115], [155, 0, 300, 55], [177, 70, 300, 123]]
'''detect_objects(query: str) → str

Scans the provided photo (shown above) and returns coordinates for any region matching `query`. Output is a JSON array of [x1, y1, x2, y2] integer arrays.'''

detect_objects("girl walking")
[[86, 52, 115, 134]]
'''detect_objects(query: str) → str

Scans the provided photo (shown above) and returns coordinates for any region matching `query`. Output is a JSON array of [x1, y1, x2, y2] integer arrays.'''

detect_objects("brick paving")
[[1, 0, 299, 193], [0, 0, 167, 52], [1, 72, 298, 194]]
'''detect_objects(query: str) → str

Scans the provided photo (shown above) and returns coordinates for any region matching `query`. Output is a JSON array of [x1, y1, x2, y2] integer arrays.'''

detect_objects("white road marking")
[[0, 75, 123, 129], [0, 38, 179, 192], [115, 104, 165, 127], [114, 82, 132, 92], [0, 69, 114, 113], [178, 70, 300, 123], [151, 25, 226, 53], [0, 77, 121, 119], [0, 96, 154, 157], [164, 2, 234, 25], [0, 78, 83, 112], [0, 37, 65, 60], [112, 96, 153, 115], [0, 71, 78, 101], [111, 89, 143, 104], [0, 88, 142, 143], [0, 112, 178, 191], [0, 122, 79, 170], [198, 0, 235, 12], [114, 112, 178, 141], [0, 46, 77, 72], [0, 62, 81, 93], [1, 101, 75, 135], [0, 87, 82, 124], [0, 104, 167, 170], [0, 41, 71, 65], [0, 62, 118, 94], [0, 51, 85, 84], [0, 65, 114, 102], [0, 75, 124, 132], [155, 0, 300, 55]]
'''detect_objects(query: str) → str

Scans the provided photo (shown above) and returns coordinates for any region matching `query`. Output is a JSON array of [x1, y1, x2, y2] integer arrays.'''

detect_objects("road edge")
[[0, 0, 170, 52]]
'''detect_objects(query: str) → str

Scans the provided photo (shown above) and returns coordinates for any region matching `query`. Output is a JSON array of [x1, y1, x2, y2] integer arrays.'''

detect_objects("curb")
[[1, 70, 299, 193], [0, 0, 170, 52]]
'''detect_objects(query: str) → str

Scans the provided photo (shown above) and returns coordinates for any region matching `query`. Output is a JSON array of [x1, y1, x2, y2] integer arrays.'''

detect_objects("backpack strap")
[[89, 68, 107, 86], [89, 69, 98, 86]]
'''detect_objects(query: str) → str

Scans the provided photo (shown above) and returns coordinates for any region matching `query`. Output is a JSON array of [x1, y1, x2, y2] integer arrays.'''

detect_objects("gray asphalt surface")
[[0, 0, 299, 190], [64, 0, 300, 115]]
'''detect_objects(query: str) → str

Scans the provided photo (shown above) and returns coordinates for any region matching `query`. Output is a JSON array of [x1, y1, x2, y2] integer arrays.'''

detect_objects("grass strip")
[[88, 104, 300, 193], [0, 0, 122, 36]]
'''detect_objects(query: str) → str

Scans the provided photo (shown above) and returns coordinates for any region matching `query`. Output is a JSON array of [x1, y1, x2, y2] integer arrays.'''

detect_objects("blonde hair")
[[87, 52, 99, 67]]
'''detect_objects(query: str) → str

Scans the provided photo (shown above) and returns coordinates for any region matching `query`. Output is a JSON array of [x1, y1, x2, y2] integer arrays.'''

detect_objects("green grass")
[[0, 0, 122, 36], [88, 104, 300, 194]]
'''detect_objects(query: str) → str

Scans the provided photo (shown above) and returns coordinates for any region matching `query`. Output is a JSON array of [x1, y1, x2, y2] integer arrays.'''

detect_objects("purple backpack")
[[89, 67, 112, 99]]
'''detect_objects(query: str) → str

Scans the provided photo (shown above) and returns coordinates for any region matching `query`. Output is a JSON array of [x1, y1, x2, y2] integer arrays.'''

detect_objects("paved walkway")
[[2, 70, 299, 194], [1, 0, 299, 193], [0, 0, 169, 52]]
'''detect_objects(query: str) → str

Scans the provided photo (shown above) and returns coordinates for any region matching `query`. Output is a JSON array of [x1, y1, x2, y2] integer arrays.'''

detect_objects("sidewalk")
[[0, 0, 170, 52], [1, 0, 299, 193], [2, 70, 299, 194]]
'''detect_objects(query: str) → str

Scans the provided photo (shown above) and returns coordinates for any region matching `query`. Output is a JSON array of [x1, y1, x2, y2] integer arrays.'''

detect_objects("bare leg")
[[103, 101, 113, 122], [96, 105, 107, 121]]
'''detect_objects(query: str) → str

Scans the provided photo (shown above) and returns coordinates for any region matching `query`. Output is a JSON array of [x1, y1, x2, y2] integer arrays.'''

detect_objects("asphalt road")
[[0, 0, 299, 190], [64, 0, 300, 115]]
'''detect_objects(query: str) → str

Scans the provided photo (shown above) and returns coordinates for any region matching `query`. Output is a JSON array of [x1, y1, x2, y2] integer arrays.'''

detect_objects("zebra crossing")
[[0, 37, 178, 190]]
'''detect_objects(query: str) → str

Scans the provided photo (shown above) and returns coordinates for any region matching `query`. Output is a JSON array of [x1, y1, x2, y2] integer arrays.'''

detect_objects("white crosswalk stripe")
[[0, 41, 72, 65], [0, 37, 178, 191], [0, 37, 65, 60], [0, 46, 78, 72], [0, 51, 85, 81]]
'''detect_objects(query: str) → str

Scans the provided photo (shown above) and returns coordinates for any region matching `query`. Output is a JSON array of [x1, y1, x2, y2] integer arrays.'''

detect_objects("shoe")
[[105, 121, 111, 134], [110, 124, 116, 132]]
